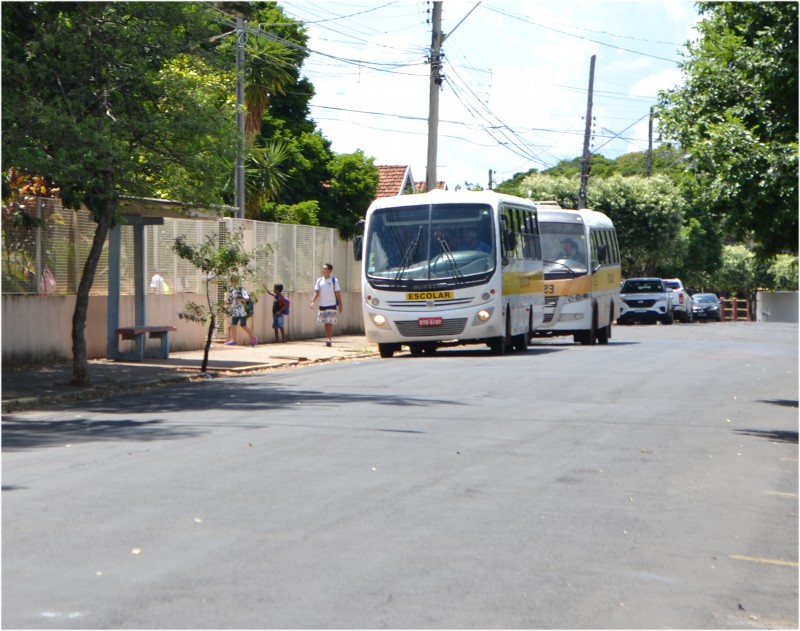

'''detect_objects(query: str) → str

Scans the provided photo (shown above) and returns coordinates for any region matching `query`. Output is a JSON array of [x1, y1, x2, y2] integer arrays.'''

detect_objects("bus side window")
[[528, 213, 542, 259], [590, 230, 599, 267]]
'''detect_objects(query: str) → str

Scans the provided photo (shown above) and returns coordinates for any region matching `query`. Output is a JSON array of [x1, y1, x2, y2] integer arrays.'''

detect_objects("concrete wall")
[[2, 292, 364, 365], [755, 291, 799, 323]]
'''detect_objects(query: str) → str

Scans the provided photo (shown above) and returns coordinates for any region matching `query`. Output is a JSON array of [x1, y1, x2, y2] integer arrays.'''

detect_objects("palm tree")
[[245, 139, 290, 217], [244, 35, 295, 140]]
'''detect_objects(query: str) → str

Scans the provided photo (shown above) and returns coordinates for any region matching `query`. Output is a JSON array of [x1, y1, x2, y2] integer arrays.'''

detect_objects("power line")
[[484, 5, 681, 63]]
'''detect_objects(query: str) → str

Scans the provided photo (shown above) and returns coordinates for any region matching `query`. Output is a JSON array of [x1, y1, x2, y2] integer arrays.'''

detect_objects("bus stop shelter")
[[106, 198, 218, 360]]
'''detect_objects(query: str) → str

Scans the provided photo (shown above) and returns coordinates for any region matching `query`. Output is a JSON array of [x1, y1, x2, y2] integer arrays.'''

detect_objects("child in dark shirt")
[[267, 283, 287, 342]]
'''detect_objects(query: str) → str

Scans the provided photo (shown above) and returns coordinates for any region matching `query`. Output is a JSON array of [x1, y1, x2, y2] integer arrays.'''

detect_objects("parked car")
[[691, 293, 722, 321], [618, 277, 673, 325], [663, 278, 693, 322]]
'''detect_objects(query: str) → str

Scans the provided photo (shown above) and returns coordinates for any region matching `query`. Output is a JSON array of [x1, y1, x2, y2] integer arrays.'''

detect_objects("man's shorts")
[[231, 315, 248, 326], [272, 314, 285, 329], [316, 306, 338, 325]]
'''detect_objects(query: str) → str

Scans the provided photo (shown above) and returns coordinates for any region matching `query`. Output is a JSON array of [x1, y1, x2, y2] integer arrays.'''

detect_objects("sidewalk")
[[1, 335, 376, 413]]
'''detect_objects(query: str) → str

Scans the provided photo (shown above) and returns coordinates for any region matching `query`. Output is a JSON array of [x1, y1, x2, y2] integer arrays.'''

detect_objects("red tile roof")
[[415, 180, 448, 193], [376, 165, 416, 198]]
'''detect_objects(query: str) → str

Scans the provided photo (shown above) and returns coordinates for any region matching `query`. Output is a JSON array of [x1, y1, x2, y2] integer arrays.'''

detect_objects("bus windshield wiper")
[[395, 226, 423, 280], [544, 258, 579, 274], [435, 236, 464, 281]]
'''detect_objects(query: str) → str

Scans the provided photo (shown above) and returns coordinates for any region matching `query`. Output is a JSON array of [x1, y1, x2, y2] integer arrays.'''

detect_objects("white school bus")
[[354, 190, 544, 357], [533, 202, 621, 344]]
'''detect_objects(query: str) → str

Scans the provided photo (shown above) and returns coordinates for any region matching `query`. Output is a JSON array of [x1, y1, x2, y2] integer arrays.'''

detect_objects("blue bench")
[[114, 325, 176, 361]]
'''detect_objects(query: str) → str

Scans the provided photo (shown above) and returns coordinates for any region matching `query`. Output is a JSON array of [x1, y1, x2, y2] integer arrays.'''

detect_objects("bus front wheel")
[[378, 343, 398, 358], [597, 306, 612, 344], [577, 307, 598, 345], [488, 336, 506, 355]]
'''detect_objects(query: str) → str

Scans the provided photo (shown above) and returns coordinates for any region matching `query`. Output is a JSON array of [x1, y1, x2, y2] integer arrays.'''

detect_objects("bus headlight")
[[372, 314, 387, 327], [566, 292, 590, 303], [477, 309, 492, 321], [370, 297, 381, 306]]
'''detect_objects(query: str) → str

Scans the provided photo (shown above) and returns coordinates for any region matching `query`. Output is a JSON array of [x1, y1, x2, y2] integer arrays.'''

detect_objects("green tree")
[[260, 200, 320, 226], [589, 175, 686, 276], [543, 154, 617, 179], [216, 3, 312, 218], [324, 150, 379, 238], [173, 230, 264, 373], [2, 3, 234, 386], [246, 139, 291, 213], [656, 2, 798, 257], [614, 145, 687, 182], [709, 244, 756, 296], [505, 172, 580, 208], [756, 254, 800, 292]]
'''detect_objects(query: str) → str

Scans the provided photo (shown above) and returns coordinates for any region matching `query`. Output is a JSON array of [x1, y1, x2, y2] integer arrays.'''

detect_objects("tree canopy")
[[502, 172, 690, 277], [656, 1, 798, 257], [2, 2, 235, 384]]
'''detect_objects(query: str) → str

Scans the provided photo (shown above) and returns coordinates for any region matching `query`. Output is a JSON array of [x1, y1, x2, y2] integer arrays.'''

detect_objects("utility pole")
[[425, 2, 481, 192], [577, 54, 595, 210], [645, 106, 653, 177], [425, 1, 444, 193], [235, 14, 246, 219], [488, 169, 494, 190]]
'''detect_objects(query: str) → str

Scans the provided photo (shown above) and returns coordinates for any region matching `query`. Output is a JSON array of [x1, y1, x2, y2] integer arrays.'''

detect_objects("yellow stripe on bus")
[[545, 266, 621, 297], [502, 269, 544, 296]]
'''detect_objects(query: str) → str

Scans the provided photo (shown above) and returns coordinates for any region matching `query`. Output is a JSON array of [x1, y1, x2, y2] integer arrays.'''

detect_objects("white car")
[[618, 277, 673, 325], [663, 278, 693, 323]]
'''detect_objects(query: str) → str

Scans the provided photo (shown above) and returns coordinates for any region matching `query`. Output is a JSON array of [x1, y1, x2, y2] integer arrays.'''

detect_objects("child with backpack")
[[267, 283, 289, 342], [226, 281, 257, 347]]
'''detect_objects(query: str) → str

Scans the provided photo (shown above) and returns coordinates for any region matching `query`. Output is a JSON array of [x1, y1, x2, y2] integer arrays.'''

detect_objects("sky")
[[278, 0, 700, 189]]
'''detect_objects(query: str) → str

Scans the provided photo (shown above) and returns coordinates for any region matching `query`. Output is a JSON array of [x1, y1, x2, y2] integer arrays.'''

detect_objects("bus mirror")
[[353, 220, 365, 261], [597, 244, 608, 264]]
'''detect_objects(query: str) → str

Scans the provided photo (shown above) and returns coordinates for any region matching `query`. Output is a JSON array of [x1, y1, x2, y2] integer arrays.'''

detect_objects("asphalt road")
[[2, 322, 797, 629]]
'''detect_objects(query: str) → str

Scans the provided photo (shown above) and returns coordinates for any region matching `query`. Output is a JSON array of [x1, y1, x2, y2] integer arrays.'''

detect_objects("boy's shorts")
[[272, 314, 285, 329], [231, 315, 248, 326], [316, 306, 338, 325]]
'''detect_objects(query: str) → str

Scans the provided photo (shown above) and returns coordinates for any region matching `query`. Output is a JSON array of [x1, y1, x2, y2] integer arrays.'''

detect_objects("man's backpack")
[[282, 296, 290, 315], [242, 290, 254, 316]]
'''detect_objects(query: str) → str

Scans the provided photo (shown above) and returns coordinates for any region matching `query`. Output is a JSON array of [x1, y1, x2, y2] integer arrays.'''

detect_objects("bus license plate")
[[419, 317, 443, 327]]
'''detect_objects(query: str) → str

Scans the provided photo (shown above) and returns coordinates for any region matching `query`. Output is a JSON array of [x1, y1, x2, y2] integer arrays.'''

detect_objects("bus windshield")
[[541, 221, 588, 275], [365, 203, 495, 283]]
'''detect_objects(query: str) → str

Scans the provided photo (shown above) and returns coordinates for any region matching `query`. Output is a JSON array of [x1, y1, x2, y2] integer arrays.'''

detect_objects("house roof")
[[415, 180, 448, 193], [376, 165, 416, 198]]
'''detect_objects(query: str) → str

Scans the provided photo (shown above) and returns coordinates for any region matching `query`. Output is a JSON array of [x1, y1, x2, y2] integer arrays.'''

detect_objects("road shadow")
[[734, 429, 798, 444], [757, 399, 799, 408], [2, 418, 203, 451], [2, 379, 462, 452]]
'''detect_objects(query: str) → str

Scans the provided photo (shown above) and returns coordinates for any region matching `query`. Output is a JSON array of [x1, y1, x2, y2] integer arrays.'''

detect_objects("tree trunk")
[[69, 196, 116, 387], [201, 313, 215, 373]]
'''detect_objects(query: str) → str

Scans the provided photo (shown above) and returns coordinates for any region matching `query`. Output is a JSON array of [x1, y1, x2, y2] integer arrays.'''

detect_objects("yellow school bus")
[[533, 203, 621, 344]]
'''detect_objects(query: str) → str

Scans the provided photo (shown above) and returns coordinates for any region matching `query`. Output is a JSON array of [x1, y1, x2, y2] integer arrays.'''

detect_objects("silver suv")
[[618, 277, 673, 325]]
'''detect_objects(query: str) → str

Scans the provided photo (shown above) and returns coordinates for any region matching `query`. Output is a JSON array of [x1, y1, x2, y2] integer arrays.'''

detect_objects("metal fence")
[[2, 196, 360, 297]]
